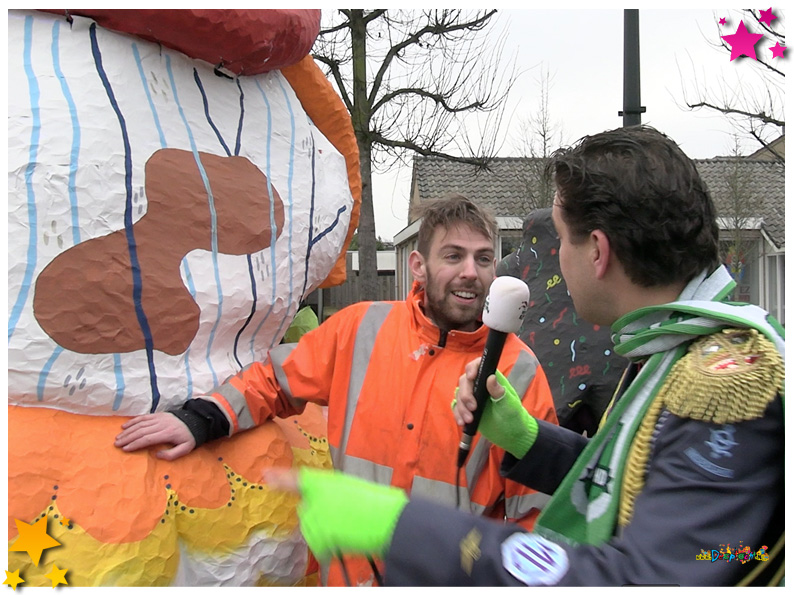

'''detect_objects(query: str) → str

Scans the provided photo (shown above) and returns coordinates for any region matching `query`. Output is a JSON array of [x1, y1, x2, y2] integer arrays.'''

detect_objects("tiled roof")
[[411, 156, 549, 219], [411, 155, 785, 248], [693, 158, 785, 249]]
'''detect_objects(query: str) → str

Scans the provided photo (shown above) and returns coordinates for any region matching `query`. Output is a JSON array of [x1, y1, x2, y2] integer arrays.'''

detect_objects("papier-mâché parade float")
[[8, 9, 361, 586]]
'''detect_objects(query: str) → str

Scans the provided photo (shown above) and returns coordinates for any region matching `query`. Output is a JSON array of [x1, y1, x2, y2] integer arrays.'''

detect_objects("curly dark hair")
[[545, 126, 720, 288], [413, 193, 498, 257]]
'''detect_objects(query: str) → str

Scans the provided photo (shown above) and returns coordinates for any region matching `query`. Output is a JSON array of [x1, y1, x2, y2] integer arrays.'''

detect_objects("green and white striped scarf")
[[534, 266, 785, 546]]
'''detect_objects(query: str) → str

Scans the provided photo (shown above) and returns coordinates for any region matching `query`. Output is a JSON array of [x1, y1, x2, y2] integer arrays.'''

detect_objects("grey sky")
[[371, 8, 786, 241]]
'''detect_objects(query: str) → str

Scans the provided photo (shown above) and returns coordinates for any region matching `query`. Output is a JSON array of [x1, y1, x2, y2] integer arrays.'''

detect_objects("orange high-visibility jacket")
[[202, 283, 557, 584]]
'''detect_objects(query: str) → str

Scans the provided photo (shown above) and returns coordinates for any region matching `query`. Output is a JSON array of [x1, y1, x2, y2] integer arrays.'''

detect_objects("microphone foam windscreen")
[[482, 276, 530, 333]]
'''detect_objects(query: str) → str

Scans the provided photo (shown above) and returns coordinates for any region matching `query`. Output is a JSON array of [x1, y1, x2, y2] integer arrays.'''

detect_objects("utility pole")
[[619, 9, 645, 127]]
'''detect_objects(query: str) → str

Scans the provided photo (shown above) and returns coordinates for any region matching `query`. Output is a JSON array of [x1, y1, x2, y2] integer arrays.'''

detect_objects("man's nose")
[[459, 255, 477, 278]]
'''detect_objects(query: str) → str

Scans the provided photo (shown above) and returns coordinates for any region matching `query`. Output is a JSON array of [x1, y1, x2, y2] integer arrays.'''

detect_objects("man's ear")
[[408, 250, 426, 284], [591, 230, 611, 280]]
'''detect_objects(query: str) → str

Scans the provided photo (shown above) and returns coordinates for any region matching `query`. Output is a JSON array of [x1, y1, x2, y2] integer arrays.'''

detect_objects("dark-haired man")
[[115, 193, 557, 586], [286, 126, 784, 586]]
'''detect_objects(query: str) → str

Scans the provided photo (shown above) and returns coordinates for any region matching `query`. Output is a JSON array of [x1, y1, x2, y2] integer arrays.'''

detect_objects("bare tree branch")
[[362, 9, 388, 25], [311, 9, 518, 300], [748, 129, 785, 161], [312, 53, 353, 113], [369, 130, 490, 168], [719, 134, 767, 301], [677, 8, 785, 157], [684, 100, 785, 127], [369, 10, 497, 106], [372, 87, 485, 114], [512, 65, 565, 211]]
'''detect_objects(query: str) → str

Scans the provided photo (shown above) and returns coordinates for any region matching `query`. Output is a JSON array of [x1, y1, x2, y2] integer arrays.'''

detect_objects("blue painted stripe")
[[235, 78, 244, 156], [34, 20, 83, 399], [193, 68, 231, 157], [90, 22, 161, 412], [270, 76, 297, 348], [8, 16, 41, 343], [118, 40, 175, 410], [233, 254, 259, 368], [37, 346, 63, 401], [52, 20, 82, 247], [249, 79, 280, 357], [302, 133, 316, 300], [167, 56, 222, 387], [132, 42, 167, 148], [228, 77, 257, 367], [181, 260, 197, 397], [311, 205, 348, 247], [112, 353, 126, 411]]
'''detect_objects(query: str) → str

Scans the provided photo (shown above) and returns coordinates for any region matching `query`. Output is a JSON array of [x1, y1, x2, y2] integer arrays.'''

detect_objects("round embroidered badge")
[[501, 532, 569, 585]]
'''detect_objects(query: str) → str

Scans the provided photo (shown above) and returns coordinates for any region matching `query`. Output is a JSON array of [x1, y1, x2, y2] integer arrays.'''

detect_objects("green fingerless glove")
[[477, 370, 538, 459], [297, 468, 408, 563]]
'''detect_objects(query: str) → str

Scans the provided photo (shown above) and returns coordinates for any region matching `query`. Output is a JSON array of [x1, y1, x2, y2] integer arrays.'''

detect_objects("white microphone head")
[[482, 276, 530, 333]]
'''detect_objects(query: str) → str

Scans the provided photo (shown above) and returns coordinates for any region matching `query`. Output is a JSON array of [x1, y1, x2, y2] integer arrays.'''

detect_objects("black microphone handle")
[[457, 329, 508, 467]]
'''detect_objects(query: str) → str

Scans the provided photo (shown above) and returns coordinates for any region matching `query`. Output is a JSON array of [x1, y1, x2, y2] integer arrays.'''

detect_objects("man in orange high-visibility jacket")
[[116, 194, 557, 586]]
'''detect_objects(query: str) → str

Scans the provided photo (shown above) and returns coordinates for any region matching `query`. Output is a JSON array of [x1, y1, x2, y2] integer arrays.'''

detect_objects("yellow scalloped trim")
[[9, 498, 179, 586], [10, 439, 332, 587]]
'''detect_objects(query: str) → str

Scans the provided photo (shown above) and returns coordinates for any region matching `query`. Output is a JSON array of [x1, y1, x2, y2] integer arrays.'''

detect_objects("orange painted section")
[[282, 56, 362, 288], [7, 404, 327, 543]]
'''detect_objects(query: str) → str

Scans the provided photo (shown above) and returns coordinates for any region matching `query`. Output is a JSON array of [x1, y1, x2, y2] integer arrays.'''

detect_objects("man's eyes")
[[442, 252, 493, 263]]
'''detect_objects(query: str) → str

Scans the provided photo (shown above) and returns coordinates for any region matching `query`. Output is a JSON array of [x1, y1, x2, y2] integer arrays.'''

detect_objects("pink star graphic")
[[722, 20, 765, 61], [769, 42, 786, 59], [719, 17, 727, 26], [758, 8, 777, 27]]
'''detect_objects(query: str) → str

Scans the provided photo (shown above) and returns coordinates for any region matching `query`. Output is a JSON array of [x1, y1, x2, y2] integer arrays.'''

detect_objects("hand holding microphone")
[[456, 276, 530, 467], [454, 368, 539, 461]]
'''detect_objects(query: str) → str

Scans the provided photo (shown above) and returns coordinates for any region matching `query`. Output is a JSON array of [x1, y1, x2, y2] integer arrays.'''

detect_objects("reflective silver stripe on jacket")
[[205, 360, 270, 433], [210, 344, 302, 433], [269, 342, 306, 409], [463, 434, 493, 512], [321, 303, 394, 587], [333, 455, 394, 486], [329, 302, 394, 471], [505, 491, 551, 519], [503, 348, 546, 518], [411, 475, 488, 516], [330, 327, 545, 520], [457, 348, 544, 516], [507, 349, 540, 397]]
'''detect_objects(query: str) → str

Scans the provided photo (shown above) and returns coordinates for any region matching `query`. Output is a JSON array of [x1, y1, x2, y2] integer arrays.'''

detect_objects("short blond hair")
[[412, 194, 497, 257]]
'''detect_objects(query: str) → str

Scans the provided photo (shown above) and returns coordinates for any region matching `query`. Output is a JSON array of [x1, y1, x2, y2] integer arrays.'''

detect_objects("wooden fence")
[[307, 253, 396, 322]]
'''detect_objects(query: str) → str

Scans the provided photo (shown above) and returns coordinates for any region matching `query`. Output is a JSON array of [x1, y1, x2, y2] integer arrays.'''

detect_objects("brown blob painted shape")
[[33, 149, 285, 355]]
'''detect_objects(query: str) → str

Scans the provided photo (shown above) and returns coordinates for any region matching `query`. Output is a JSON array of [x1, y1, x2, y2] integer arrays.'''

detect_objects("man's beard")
[[424, 279, 484, 332]]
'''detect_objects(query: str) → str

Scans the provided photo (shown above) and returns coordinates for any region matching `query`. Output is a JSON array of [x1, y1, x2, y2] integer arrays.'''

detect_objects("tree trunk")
[[356, 142, 378, 301], [349, 10, 378, 301]]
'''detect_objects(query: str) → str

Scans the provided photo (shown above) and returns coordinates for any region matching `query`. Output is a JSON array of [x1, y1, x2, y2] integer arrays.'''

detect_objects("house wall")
[[718, 224, 785, 326]]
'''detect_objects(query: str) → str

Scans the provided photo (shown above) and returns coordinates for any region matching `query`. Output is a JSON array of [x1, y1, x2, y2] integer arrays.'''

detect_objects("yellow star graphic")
[[44, 564, 69, 588], [58, 517, 71, 527], [3, 570, 25, 591], [9, 517, 61, 566]]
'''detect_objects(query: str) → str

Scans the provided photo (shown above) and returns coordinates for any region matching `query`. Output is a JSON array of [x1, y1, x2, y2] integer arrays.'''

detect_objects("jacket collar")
[[407, 281, 487, 351]]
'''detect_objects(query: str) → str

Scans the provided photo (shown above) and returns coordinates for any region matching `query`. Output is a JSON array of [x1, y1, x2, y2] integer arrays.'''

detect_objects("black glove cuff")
[[168, 408, 211, 448]]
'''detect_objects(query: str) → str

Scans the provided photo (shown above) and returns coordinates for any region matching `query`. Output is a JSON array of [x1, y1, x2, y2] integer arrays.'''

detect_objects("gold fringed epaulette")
[[660, 329, 784, 424]]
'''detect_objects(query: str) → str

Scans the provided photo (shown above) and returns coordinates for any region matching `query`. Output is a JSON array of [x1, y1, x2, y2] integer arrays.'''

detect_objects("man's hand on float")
[[114, 413, 197, 460]]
